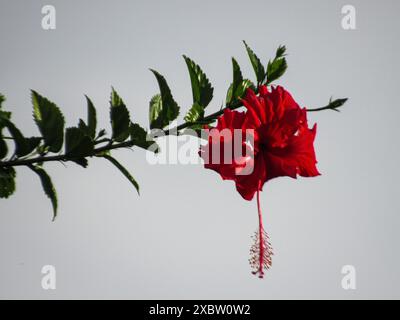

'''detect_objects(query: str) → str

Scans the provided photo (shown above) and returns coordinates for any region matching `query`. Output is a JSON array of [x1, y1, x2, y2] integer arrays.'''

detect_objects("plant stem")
[[0, 139, 137, 167], [256, 189, 265, 278], [167, 97, 346, 134], [0, 98, 346, 168]]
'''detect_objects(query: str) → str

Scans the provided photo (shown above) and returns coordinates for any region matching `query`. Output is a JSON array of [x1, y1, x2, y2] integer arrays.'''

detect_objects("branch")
[[0, 97, 347, 168], [307, 98, 348, 112], [0, 43, 349, 219], [0, 139, 135, 167], [167, 97, 348, 134]]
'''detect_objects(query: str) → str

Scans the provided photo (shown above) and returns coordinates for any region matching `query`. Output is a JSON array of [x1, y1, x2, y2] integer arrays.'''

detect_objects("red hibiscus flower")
[[200, 85, 320, 277]]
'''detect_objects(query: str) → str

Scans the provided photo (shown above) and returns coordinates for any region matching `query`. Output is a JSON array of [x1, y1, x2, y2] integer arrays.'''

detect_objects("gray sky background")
[[0, 0, 399, 299]]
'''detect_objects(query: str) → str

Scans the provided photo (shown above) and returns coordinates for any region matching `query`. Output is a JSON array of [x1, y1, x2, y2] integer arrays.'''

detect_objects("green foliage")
[[0, 94, 5, 108], [149, 70, 180, 129], [183, 55, 214, 108], [0, 110, 11, 123], [1, 118, 40, 157], [226, 57, 255, 106], [235, 80, 255, 103], [184, 102, 204, 123], [110, 88, 130, 142], [266, 45, 287, 85], [102, 154, 139, 194], [29, 165, 58, 220], [0, 106, 9, 159], [0, 136, 7, 159], [0, 43, 348, 221], [231, 57, 243, 89], [149, 94, 162, 128], [0, 96, 10, 159], [243, 41, 265, 85], [65, 127, 94, 167], [85, 95, 97, 139], [78, 95, 97, 139], [31, 90, 65, 153], [242, 43, 287, 86], [0, 96, 40, 158], [129, 123, 157, 151], [0, 166, 16, 199], [96, 129, 107, 139]]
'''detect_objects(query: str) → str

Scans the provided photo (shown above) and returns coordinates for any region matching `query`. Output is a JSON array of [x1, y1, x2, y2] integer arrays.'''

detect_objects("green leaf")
[[226, 85, 234, 106], [65, 127, 94, 165], [0, 94, 5, 109], [0, 114, 11, 130], [184, 102, 204, 123], [179, 54, 211, 125], [243, 41, 265, 85], [0, 103, 10, 158], [129, 123, 157, 151], [0, 111, 9, 123], [78, 119, 89, 134], [85, 95, 97, 139], [78, 95, 97, 139], [276, 45, 286, 58], [236, 79, 255, 98], [129, 123, 147, 142], [266, 45, 287, 85], [227, 79, 255, 107], [28, 165, 58, 220], [149, 70, 180, 129], [149, 94, 162, 127], [0, 166, 16, 199], [31, 90, 65, 153], [1, 118, 40, 157], [226, 57, 244, 105], [96, 129, 107, 139], [183, 55, 214, 107], [71, 158, 88, 168], [102, 154, 139, 195], [0, 96, 11, 158], [0, 109, 11, 128], [0, 135, 7, 159], [231, 57, 244, 89], [110, 88, 130, 142]]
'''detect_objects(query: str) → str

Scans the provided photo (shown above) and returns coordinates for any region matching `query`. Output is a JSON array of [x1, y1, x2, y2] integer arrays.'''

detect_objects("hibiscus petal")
[[295, 123, 321, 177], [200, 84, 320, 201], [242, 88, 265, 128], [200, 109, 250, 181], [265, 123, 320, 181], [216, 108, 246, 130], [235, 152, 267, 200]]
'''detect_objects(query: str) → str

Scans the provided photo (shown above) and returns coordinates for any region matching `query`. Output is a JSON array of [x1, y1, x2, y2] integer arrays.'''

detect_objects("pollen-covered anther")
[[249, 228, 273, 278]]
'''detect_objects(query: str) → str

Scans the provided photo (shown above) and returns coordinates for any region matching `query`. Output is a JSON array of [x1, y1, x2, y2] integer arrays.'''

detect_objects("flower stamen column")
[[249, 189, 273, 278]]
